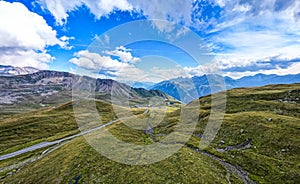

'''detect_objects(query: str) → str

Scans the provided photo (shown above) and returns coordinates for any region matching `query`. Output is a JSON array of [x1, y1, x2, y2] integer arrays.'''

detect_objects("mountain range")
[[0, 65, 39, 76], [1, 82, 299, 183], [0, 70, 174, 114], [151, 73, 300, 103], [0, 65, 299, 183], [1, 65, 300, 104]]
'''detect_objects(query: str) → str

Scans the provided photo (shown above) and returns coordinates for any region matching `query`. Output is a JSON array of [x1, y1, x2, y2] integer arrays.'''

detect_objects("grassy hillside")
[[0, 99, 146, 156], [0, 84, 299, 183], [190, 84, 300, 183]]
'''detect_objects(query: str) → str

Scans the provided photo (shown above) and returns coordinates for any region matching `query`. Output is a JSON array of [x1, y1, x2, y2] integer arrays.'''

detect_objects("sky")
[[0, 0, 300, 82]]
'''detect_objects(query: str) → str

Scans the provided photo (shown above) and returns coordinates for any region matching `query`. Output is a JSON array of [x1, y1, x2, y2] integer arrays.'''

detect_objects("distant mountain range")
[[151, 73, 300, 103], [131, 82, 156, 89], [1, 65, 300, 104], [0, 65, 39, 76], [0, 70, 173, 110]]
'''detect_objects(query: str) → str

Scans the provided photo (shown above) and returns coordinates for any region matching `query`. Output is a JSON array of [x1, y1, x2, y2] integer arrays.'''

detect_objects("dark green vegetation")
[[0, 84, 299, 183]]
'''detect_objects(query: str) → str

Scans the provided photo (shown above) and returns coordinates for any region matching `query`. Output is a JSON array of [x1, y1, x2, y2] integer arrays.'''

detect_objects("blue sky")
[[0, 0, 300, 82]]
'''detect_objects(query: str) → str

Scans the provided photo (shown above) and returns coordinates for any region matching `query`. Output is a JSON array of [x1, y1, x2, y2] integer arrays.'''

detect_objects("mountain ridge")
[[0, 70, 175, 112], [2, 65, 300, 104], [151, 73, 300, 103], [0, 65, 39, 76]]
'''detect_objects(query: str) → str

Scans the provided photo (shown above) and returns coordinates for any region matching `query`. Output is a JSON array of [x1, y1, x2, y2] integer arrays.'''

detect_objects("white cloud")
[[69, 49, 194, 83], [0, 50, 54, 69], [149, 66, 190, 81], [39, 0, 132, 25], [39, 0, 195, 30], [39, 0, 82, 25], [0, 1, 69, 69], [203, 0, 300, 77], [210, 28, 300, 72], [70, 50, 144, 81], [105, 46, 140, 64], [83, 0, 133, 19], [129, 0, 194, 32], [0, 1, 65, 49], [38, 0, 300, 78], [184, 63, 221, 76], [70, 50, 125, 70], [223, 62, 300, 79], [60, 35, 75, 42], [130, 0, 193, 24]]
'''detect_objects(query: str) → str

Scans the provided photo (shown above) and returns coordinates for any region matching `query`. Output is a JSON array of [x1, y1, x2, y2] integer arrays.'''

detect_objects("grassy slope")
[[0, 84, 299, 183], [190, 84, 300, 183], [0, 103, 235, 183], [3, 137, 235, 184], [0, 99, 141, 155]]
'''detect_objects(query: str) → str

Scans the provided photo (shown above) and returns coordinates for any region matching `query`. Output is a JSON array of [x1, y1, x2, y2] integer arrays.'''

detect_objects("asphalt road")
[[0, 107, 154, 161], [0, 119, 119, 161]]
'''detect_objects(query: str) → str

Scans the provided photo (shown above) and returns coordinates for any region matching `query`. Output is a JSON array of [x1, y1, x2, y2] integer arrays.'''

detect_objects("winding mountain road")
[[0, 119, 119, 161], [0, 107, 256, 184], [0, 106, 153, 161]]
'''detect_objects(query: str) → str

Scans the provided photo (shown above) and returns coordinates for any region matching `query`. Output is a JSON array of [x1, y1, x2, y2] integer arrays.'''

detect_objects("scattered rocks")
[[281, 149, 288, 152], [194, 133, 203, 138], [220, 140, 225, 144]]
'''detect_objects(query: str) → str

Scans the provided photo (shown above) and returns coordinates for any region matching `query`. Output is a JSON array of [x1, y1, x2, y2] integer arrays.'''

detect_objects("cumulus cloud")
[[0, 50, 54, 69], [0, 1, 69, 69], [39, 0, 133, 25], [70, 48, 194, 82], [39, 0, 195, 31], [70, 50, 125, 70], [37, 0, 300, 78], [184, 63, 221, 77], [70, 49, 144, 81], [105, 46, 140, 64], [209, 25, 300, 76], [200, 0, 300, 77]]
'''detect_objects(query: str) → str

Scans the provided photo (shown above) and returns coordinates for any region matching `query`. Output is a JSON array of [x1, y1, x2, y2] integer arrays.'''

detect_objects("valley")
[[1, 1, 300, 183], [0, 73, 299, 183]]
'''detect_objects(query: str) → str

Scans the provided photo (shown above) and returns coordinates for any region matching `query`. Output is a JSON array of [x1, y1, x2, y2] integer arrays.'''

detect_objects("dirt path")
[[146, 130, 256, 184], [216, 139, 252, 153], [189, 147, 256, 184]]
